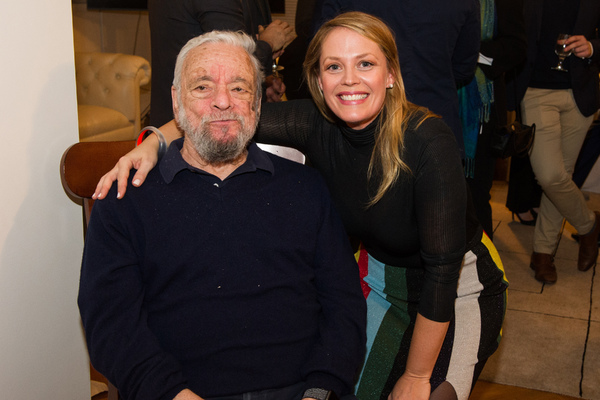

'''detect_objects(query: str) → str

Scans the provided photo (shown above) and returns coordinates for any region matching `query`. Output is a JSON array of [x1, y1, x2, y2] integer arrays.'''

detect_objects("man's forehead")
[[183, 43, 254, 82]]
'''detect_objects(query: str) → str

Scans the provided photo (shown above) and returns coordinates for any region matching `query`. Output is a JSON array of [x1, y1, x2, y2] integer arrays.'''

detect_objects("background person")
[[507, 0, 600, 283]]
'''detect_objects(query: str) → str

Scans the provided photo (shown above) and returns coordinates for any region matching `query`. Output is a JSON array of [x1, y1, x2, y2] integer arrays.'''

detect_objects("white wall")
[[0, 1, 90, 399]]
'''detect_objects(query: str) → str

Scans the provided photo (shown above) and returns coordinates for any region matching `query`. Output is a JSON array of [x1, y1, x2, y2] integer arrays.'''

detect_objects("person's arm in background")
[[257, 20, 296, 60], [452, 0, 481, 86], [258, 20, 297, 102], [478, 0, 527, 80], [565, 4, 600, 64], [565, 33, 599, 63]]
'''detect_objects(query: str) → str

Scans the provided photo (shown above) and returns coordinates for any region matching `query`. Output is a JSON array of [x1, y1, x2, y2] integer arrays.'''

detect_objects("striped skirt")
[[354, 231, 508, 400]]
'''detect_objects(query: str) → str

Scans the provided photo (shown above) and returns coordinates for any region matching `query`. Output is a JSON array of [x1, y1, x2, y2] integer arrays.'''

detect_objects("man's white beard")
[[177, 106, 256, 164]]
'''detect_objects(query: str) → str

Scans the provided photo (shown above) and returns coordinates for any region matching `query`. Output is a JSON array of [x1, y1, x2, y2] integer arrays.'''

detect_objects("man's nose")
[[211, 85, 232, 110]]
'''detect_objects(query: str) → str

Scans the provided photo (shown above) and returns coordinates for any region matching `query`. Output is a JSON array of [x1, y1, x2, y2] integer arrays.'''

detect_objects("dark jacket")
[[507, 0, 600, 116]]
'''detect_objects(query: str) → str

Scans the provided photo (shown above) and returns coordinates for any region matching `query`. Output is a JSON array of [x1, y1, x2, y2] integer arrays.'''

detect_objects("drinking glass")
[[271, 57, 286, 100], [552, 33, 571, 72], [272, 58, 284, 79]]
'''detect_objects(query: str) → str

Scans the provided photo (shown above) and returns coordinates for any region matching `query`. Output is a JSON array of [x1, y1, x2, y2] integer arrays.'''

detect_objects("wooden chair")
[[60, 140, 136, 400], [60, 140, 135, 236]]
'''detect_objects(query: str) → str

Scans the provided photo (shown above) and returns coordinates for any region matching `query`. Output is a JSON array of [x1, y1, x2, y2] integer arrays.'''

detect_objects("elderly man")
[[78, 31, 366, 400]]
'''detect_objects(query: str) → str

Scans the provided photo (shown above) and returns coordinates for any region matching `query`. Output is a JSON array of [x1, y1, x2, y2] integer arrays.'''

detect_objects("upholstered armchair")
[[75, 52, 151, 142]]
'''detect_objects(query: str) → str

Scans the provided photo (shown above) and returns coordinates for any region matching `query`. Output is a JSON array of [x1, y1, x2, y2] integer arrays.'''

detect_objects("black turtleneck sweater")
[[257, 100, 504, 322]]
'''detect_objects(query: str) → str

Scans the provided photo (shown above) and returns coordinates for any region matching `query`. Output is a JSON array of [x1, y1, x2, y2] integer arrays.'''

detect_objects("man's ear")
[[255, 95, 262, 115], [171, 86, 180, 116]]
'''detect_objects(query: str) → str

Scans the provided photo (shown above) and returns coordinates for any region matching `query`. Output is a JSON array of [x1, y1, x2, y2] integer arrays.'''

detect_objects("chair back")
[[60, 140, 135, 233]]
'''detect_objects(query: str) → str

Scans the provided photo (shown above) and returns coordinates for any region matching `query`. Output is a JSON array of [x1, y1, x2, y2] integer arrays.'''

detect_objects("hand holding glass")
[[552, 34, 571, 72]]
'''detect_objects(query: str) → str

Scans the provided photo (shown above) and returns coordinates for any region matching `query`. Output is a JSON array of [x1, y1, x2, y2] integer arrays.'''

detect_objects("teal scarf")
[[458, 0, 496, 178]]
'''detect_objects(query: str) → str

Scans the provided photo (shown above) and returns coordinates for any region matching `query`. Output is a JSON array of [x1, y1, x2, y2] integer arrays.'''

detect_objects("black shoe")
[[512, 211, 536, 226]]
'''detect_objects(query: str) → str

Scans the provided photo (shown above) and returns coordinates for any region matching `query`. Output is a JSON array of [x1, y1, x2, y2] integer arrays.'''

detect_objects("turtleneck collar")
[[339, 113, 382, 148]]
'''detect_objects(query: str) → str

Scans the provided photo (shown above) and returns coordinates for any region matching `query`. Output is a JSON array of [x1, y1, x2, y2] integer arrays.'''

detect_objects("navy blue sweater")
[[78, 140, 366, 400]]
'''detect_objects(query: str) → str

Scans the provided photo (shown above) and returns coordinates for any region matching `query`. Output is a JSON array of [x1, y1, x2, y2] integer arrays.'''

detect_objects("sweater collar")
[[339, 113, 381, 147], [160, 138, 274, 184]]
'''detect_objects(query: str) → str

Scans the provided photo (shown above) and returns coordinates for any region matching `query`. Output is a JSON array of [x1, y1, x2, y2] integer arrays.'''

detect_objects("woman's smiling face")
[[317, 27, 395, 130]]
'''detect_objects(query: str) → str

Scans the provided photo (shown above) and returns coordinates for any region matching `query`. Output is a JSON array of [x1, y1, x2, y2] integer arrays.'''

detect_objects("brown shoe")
[[530, 252, 557, 283], [577, 211, 600, 271]]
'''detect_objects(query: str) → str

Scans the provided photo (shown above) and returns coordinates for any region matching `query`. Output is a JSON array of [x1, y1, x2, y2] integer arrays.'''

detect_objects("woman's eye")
[[326, 64, 340, 71], [359, 61, 374, 68]]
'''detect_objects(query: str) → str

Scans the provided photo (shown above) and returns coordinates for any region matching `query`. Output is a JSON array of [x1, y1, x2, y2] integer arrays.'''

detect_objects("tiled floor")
[[479, 181, 599, 400]]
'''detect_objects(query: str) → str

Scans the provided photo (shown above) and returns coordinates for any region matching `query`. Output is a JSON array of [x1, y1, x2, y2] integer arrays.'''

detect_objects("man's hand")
[[565, 35, 593, 59], [265, 75, 286, 102], [258, 20, 296, 58]]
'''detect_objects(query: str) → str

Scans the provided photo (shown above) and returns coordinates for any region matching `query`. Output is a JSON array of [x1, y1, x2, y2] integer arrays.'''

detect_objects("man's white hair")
[[172, 30, 264, 108]]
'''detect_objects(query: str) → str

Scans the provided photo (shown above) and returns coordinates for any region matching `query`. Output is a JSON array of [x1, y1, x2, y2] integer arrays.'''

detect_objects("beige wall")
[[0, 0, 90, 399]]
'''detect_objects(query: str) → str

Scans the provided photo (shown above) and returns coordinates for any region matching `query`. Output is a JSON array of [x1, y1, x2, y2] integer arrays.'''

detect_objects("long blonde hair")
[[303, 12, 435, 206]]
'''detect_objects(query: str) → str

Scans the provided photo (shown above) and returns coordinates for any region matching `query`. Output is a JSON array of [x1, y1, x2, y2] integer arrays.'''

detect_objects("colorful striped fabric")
[[354, 231, 507, 400]]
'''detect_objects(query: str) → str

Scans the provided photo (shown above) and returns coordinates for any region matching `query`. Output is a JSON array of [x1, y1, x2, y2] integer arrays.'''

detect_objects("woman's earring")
[[387, 83, 394, 89]]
